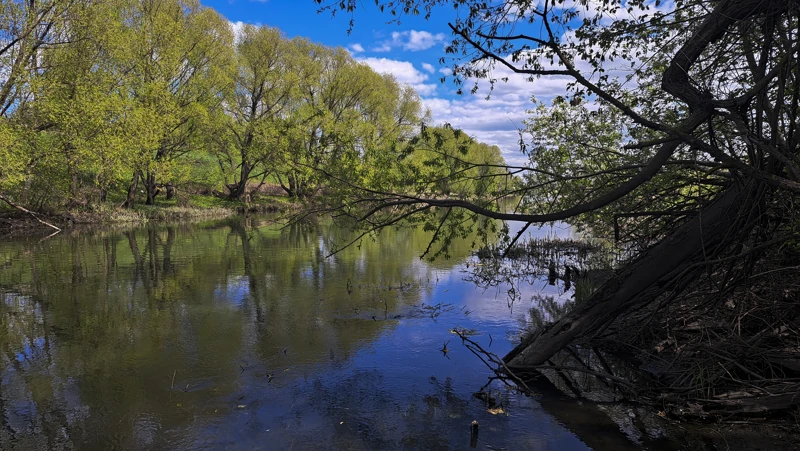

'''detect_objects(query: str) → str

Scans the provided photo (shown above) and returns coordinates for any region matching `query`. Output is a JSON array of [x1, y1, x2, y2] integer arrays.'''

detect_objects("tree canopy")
[[313, 0, 798, 235], [2, 0, 508, 213]]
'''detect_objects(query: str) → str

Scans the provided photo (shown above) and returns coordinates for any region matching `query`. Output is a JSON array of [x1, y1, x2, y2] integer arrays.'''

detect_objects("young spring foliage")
[[2, 0, 511, 214], [313, 0, 800, 252]]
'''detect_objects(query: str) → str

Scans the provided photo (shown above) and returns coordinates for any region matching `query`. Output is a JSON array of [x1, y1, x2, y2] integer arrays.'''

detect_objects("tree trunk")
[[144, 171, 158, 205], [228, 161, 251, 200], [20, 173, 32, 205], [276, 173, 294, 197], [505, 183, 757, 367], [122, 171, 139, 209], [70, 169, 80, 203], [288, 172, 307, 198], [165, 184, 175, 201]]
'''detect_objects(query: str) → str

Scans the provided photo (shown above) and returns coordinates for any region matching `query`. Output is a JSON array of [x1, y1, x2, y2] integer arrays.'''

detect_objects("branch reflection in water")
[[1, 217, 700, 449]]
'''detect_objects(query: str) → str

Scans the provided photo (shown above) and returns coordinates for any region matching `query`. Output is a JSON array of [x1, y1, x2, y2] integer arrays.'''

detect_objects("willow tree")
[[400, 125, 507, 199], [276, 42, 424, 198], [219, 25, 297, 201], [0, 0, 74, 206], [118, 0, 232, 207], [315, 0, 800, 405], [34, 0, 136, 205]]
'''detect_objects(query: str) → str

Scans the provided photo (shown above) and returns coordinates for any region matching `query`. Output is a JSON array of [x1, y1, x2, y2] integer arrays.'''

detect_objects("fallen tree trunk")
[[504, 182, 758, 367], [0, 192, 61, 232]]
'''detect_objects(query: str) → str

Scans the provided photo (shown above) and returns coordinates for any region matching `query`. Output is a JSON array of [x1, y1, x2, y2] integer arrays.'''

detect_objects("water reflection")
[[1, 217, 684, 450]]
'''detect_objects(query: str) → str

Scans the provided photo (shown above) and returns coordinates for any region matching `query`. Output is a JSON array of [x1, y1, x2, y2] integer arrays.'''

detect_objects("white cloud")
[[370, 43, 393, 53], [229, 20, 263, 43], [229, 21, 246, 42], [416, 53, 587, 165], [371, 30, 446, 52], [421, 38, 654, 165], [355, 54, 547, 164], [422, 95, 533, 166], [399, 30, 446, 51], [354, 1, 673, 166], [360, 34, 646, 166], [357, 57, 438, 97], [348, 43, 365, 54]]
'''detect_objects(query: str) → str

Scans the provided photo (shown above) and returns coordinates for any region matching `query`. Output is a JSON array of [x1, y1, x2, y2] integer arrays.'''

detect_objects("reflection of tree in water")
[[468, 237, 613, 319], [464, 238, 701, 450], [0, 219, 742, 450], [521, 294, 574, 335], [229, 218, 439, 365], [0, 217, 471, 449], [0, 292, 77, 451]]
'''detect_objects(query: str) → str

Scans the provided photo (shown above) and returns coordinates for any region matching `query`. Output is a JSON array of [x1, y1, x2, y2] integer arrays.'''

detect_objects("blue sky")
[[200, 0, 547, 165]]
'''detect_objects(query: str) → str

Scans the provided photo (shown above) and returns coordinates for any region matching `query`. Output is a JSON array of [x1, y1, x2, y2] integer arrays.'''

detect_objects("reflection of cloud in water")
[[452, 221, 587, 328], [422, 260, 572, 330], [0, 218, 668, 450], [520, 221, 575, 240], [214, 276, 250, 307]]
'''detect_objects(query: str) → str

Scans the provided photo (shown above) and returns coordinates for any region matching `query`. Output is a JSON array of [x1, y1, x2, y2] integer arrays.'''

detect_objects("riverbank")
[[0, 193, 299, 237], [480, 235, 800, 432], [466, 233, 800, 437]]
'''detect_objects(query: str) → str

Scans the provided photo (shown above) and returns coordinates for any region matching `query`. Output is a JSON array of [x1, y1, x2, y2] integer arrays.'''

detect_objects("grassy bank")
[[0, 193, 300, 236]]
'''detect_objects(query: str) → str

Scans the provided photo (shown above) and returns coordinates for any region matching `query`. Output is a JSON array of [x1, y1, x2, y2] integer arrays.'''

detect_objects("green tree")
[[1, 1, 434, 213], [35, 0, 133, 205], [521, 95, 722, 247], [403, 125, 508, 198], [276, 42, 424, 199], [219, 24, 296, 200], [118, 0, 233, 207], [0, 0, 73, 205]]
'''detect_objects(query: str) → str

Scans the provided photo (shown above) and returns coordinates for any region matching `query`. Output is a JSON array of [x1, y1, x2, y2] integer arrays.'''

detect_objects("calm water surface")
[[0, 217, 671, 450]]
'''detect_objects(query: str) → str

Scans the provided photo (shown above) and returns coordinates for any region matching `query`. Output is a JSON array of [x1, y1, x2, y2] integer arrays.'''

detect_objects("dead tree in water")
[[504, 184, 756, 363], [497, 0, 800, 365]]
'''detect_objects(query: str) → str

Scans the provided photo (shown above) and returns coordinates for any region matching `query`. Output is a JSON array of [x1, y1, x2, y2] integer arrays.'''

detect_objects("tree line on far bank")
[[0, 0, 507, 213]]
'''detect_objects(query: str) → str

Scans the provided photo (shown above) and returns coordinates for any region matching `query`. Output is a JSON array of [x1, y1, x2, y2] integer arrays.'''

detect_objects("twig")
[[38, 229, 62, 243], [454, 330, 534, 394]]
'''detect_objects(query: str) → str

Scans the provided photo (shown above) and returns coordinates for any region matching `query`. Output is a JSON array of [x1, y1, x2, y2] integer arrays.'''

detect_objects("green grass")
[[64, 193, 298, 225]]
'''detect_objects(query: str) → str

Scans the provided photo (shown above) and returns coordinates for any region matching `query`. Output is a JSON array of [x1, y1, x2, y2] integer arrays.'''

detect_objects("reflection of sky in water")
[[522, 222, 575, 240], [215, 276, 250, 307], [182, 221, 589, 449], [0, 219, 659, 450], [179, 276, 592, 450]]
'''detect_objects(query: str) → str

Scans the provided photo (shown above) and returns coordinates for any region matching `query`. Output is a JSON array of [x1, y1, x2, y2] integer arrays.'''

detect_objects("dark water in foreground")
[[0, 217, 680, 450]]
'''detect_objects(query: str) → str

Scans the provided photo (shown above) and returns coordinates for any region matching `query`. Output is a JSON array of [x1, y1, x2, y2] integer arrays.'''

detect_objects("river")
[[1, 217, 692, 450]]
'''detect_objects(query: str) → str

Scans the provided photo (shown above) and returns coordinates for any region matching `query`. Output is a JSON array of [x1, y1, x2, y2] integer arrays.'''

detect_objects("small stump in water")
[[469, 420, 479, 448]]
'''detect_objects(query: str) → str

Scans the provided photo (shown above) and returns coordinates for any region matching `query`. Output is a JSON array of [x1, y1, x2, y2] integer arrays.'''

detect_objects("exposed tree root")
[[491, 183, 800, 423], [504, 182, 757, 368]]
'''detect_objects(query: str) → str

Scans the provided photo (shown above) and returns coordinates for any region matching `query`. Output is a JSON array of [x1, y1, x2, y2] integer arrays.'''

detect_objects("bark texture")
[[505, 183, 757, 367]]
